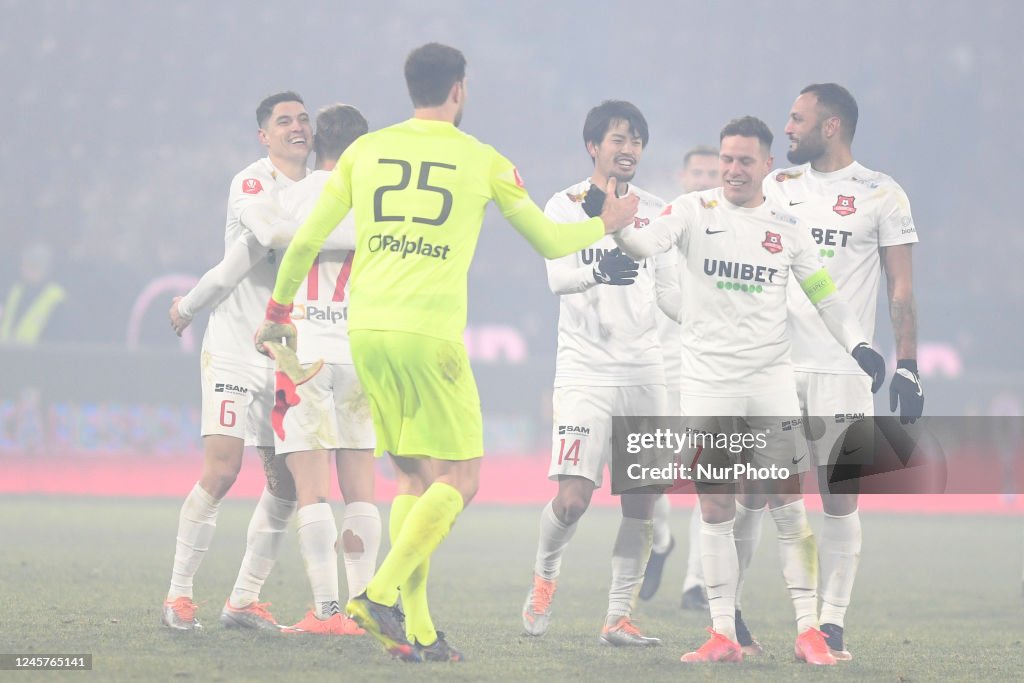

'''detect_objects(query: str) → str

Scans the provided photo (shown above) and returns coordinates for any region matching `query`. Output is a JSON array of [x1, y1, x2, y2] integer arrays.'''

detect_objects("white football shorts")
[[549, 384, 667, 487], [200, 351, 274, 448], [795, 370, 874, 468], [275, 363, 376, 455], [679, 386, 808, 481]]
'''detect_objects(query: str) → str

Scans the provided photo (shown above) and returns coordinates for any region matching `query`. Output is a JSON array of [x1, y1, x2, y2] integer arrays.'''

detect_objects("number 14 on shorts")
[[557, 438, 581, 465]]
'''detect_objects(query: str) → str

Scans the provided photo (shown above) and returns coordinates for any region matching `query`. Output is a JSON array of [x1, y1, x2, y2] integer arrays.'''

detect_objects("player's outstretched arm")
[[799, 267, 886, 392], [543, 195, 613, 294], [490, 154, 605, 259], [503, 200, 605, 260], [883, 243, 922, 422], [240, 200, 302, 250], [172, 234, 266, 336], [612, 205, 680, 260], [243, 196, 356, 252]]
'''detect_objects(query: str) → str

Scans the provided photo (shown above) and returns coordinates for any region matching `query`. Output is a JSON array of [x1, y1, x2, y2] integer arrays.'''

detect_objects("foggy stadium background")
[[1, 0, 1022, 476]]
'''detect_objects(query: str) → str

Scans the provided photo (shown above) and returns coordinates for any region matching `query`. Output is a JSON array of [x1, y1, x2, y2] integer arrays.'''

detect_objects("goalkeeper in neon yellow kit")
[[255, 42, 639, 662]]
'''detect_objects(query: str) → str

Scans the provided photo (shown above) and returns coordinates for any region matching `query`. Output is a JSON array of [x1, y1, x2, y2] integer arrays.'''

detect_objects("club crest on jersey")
[[567, 189, 586, 203], [633, 217, 649, 230], [242, 178, 264, 195], [762, 231, 783, 254], [833, 194, 857, 216], [699, 197, 718, 209], [775, 170, 804, 182]]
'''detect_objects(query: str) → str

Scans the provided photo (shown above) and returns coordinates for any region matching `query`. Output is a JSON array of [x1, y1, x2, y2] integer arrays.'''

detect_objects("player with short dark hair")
[[161, 91, 312, 633], [170, 103, 376, 637], [796, 83, 859, 144], [613, 115, 886, 665], [733, 83, 921, 661], [256, 42, 639, 662], [522, 100, 676, 647], [403, 42, 466, 108], [641, 143, 722, 611]]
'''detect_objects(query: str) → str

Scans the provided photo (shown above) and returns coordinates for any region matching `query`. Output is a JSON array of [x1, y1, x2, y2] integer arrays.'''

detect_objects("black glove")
[[889, 359, 924, 424], [593, 248, 639, 286], [581, 183, 605, 218], [851, 342, 886, 393]]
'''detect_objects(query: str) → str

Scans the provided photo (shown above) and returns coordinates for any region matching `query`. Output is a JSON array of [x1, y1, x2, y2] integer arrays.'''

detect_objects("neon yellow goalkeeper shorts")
[[349, 329, 483, 460]]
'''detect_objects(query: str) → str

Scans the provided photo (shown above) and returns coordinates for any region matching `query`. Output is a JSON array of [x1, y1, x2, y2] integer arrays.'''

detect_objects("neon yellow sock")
[[403, 556, 435, 645], [388, 494, 437, 644], [366, 482, 464, 606], [389, 494, 418, 543]]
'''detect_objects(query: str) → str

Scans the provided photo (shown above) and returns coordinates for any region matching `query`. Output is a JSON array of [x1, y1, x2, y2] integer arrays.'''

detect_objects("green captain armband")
[[800, 268, 837, 305]]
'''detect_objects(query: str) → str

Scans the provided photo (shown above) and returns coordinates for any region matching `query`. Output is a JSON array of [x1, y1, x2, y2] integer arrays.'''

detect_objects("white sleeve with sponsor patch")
[[276, 170, 354, 365], [203, 158, 301, 369], [545, 180, 666, 388], [673, 188, 821, 396], [767, 162, 919, 374]]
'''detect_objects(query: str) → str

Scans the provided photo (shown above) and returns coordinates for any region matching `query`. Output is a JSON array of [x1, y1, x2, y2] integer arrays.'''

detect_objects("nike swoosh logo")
[[791, 453, 806, 465], [840, 446, 861, 457], [705, 227, 726, 235], [789, 200, 805, 206], [897, 368, 924, 396]]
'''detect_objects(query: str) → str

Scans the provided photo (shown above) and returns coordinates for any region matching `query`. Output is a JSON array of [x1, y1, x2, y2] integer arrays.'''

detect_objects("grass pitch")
[[1, 496, 1022, 682]]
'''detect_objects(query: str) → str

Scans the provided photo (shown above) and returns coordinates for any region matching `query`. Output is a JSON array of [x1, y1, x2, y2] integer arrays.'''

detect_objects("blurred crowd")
[[1, 1, 1021, 399]]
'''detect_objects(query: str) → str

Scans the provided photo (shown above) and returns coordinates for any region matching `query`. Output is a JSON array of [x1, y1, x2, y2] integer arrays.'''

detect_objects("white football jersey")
[[766, 162, 918, 374], [545, 180, 668, 388], [656, 267, 682, 393], [203, 158, 304, 369], [277, 170, 355, 365], [615, 187, 834, 397]]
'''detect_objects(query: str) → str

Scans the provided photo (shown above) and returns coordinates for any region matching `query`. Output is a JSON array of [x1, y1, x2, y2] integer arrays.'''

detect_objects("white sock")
[[228, 488, 296, 608], [770, 499, 818, 633], [296, 503, 340, 618], [651, 494, 672, 554], [733, 502, 767, 611], [168, 482, 220, 600], [682, 503, 704, 592], [340, 502, 381, 601], [701, 516, 738, 641], [819, 509, 862, 628], [607, 516, 653, 619], [534, 500, 578, 580]]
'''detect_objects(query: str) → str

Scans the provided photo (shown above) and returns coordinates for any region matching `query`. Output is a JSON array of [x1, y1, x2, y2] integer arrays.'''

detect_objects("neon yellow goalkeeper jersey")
[[272, 118, 604, 342]]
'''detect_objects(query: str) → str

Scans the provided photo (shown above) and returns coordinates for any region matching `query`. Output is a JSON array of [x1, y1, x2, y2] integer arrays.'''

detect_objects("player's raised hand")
[[851, 342, 886, 393], [169, 296, 191, 337], [255, 298, 297, 356], [598, 177, 639, 234], [889, 359, 924, 424]]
